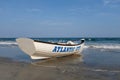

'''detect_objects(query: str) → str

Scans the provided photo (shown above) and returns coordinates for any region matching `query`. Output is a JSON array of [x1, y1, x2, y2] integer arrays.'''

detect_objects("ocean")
[[0, 38, 120, 72]]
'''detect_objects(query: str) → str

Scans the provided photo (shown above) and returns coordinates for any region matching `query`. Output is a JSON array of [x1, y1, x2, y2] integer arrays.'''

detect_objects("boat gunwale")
[[34, 40, 84, 46]]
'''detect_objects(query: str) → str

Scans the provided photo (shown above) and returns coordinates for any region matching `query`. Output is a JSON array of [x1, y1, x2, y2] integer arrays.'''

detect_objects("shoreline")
[[0, 57, 120, 80]]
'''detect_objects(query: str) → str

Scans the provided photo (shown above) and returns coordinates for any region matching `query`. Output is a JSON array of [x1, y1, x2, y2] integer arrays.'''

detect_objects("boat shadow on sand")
[[31, 55, 84, 68]]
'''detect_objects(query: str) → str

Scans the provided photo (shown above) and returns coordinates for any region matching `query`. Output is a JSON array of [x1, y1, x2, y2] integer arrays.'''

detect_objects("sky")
[[0, 0, 120, 38]]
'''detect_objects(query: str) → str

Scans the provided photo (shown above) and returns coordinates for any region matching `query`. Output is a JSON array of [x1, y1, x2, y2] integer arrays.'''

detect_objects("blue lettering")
[[75, 46, 81, 51], [60, 47, 63, 52], [62, 47, 67, 52], [57, 46, 61, 52], [52, 46, 78, 53], [52, 46, 57, 52], [69, 47, 75, 52]]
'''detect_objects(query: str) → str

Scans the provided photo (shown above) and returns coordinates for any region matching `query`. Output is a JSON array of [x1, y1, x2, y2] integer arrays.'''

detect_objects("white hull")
[[16, 38, 84, 59]]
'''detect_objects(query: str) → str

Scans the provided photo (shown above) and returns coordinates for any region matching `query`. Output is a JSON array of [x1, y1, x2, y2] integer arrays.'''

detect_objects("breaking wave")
[[84, 44, 120, 50], [0, 41, 18, 47], [90, 45, 120, 49]]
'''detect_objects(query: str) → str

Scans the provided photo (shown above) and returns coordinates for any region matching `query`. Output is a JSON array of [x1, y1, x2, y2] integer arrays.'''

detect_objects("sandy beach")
[[0, 56, 120, 80]]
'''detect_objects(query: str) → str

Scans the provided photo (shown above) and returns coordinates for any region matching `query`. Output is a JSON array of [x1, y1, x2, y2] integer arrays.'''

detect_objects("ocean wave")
[[83, 45, 89, 49], [90, 45, 120, 49], [0, 41, 18, 47], [84, 44, 120, 50]]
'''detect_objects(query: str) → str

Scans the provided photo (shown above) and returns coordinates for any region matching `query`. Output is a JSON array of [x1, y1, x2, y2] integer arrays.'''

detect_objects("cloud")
[[39, 21, 72, 26], [68, 7, 97, 16], [103, 0, 120, 6], [97, 12, 113, 16]]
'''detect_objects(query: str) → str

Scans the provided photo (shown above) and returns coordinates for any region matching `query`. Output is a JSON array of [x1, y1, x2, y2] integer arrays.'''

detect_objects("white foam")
[[83, 45, 89, 49], [91, 45, 120, 49], [84, 44, 120, 50], [0, 41, 18, 45]]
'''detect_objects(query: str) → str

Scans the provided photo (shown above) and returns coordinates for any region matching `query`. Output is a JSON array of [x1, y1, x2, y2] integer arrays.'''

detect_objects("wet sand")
[[0, 56, 120, 80]]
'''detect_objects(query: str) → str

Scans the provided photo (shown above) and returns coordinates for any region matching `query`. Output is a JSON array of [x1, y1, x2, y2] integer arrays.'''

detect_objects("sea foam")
[[84, 44, 120, 50], [0, 41, 18, 47]]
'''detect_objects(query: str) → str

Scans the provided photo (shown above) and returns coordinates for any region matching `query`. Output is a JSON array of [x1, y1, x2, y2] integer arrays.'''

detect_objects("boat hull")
[[16, 38, 84, 59]]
